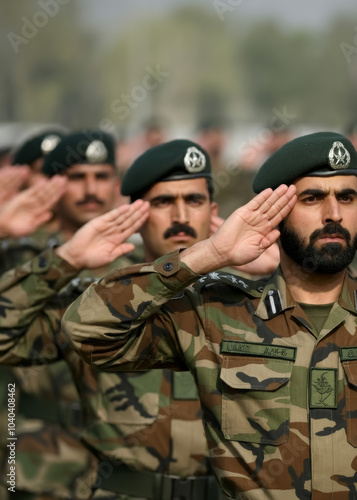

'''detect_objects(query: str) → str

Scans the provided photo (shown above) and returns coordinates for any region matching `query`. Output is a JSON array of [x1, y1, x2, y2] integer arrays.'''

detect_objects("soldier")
[[0, 129, 139, 500], [0, 131, 66, 500], [63, 131, 357, 498]]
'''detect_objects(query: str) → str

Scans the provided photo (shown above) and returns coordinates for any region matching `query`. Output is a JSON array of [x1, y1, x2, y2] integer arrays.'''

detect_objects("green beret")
[[42, 130, 116, 177], [253, 131, 357, 193], [121, 139, 211, 198], [12, 130, 66, 165]]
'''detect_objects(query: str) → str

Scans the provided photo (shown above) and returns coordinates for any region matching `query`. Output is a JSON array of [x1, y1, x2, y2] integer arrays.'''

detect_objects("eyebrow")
[[299, 188, 357, 197]]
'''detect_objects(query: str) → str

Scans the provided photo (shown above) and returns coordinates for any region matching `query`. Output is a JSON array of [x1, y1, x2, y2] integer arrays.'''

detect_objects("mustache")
[[163, 223, 197, 239], [309, 223, 351, 245], [76, 195, 104, 206]]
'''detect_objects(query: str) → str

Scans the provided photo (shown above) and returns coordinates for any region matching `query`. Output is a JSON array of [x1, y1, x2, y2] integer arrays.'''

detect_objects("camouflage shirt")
[[0, 249, 212, 498], [62, 251, 357, 499], [0, 229, 142, 499]]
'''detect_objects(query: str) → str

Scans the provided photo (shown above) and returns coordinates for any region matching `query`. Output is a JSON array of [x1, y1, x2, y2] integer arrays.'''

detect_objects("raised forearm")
[[62, 252, 201, 370], [0, 248, 79, 363]]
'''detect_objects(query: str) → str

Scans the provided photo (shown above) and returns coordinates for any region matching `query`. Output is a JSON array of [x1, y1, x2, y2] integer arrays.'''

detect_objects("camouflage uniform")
[[62, 251, 357, 499], [0, 249, 220, 499], [0, 231, 136, 499]]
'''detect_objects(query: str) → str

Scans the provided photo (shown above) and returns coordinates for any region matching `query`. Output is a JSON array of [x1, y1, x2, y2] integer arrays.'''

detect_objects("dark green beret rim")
[[161, 172, 212, 182], [304, 169, 357, 178], [252, 132, 357, 193]]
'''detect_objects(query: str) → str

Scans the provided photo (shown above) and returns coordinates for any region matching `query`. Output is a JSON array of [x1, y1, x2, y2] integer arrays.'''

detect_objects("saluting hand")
[[56, 200, 150, 269], [0, 175, 67, 239], [181, 184, 297, 274]]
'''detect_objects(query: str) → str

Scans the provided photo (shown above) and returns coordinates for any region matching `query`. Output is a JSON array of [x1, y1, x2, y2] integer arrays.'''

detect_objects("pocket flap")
[[221, 356, 293, 391], [342, 362, 357, 388]]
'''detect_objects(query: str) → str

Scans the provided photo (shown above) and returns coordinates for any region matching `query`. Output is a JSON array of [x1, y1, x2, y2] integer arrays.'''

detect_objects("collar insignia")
[[264, 289, 283, 318]]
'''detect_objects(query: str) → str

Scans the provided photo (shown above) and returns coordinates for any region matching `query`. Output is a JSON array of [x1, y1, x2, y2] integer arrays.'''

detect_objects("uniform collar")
[[337, 271, 357, 314], [255, 266, 357, 320]]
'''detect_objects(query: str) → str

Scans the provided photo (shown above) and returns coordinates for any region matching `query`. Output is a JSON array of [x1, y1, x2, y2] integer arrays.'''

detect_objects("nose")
[[172, 200, 189, 224], [322, 196, 342, 225], [84, 174, 97, 195]]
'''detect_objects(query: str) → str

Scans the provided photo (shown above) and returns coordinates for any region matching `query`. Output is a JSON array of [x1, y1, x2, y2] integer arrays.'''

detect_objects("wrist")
[[180, 238, 227, 274], [55, 243, 83, 270]]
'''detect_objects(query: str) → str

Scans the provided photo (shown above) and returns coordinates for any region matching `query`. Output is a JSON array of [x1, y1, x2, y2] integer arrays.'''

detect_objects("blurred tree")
[[239, 18, 357, 127], [102, 7, 239, 131], [1, 3, 356, 132], [1, 0, 104, 128]]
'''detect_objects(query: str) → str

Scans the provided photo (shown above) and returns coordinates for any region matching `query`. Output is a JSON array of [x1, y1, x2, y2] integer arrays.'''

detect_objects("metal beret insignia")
[[184, 146, 206, 173], [41, 134, 61, 155], [85, 140, 108, 163], [328, 141, 351, 170]]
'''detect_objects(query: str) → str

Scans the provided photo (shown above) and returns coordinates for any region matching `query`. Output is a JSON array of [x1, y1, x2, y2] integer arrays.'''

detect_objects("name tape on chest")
[[340, 347, 357, 361], [220, 340, 296, 361]]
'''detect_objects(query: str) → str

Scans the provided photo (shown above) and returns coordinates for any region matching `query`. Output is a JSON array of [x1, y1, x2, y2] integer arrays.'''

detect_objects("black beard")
[[279, 221, 357, 274]]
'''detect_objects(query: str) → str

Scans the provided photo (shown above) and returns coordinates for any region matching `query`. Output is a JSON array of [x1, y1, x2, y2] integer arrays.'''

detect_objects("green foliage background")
[[1, 2, 357, 132]]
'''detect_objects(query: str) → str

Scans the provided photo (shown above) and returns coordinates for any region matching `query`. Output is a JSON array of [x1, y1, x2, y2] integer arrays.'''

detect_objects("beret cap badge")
[[328, 141, 351, 170], [184, 146, 206, 173], [85, 140, 108, 163], [41, 134, 62, 155]]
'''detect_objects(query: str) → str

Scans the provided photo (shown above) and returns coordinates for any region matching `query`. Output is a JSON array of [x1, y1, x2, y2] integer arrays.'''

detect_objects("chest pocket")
[[220, 355, 294, 445], [341, 360, 357, 447]]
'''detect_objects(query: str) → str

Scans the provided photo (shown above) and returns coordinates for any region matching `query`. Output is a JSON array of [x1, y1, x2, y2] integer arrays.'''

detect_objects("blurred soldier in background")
[[0, 127, 68, 500], [0, 172, 66, 500], [0, 129, 133, 500]]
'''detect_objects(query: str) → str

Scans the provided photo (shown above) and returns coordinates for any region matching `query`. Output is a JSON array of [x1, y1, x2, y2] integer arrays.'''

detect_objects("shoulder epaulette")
[[194, 271, 266, 298], [57, 277, 97, 299], [67, 277, 97, 293], [0, 237, 42, 253]]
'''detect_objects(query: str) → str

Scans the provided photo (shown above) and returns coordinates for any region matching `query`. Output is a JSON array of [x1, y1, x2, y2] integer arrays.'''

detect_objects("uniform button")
[[163, 262, 174, 272], [38, 256, 47, 268]]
